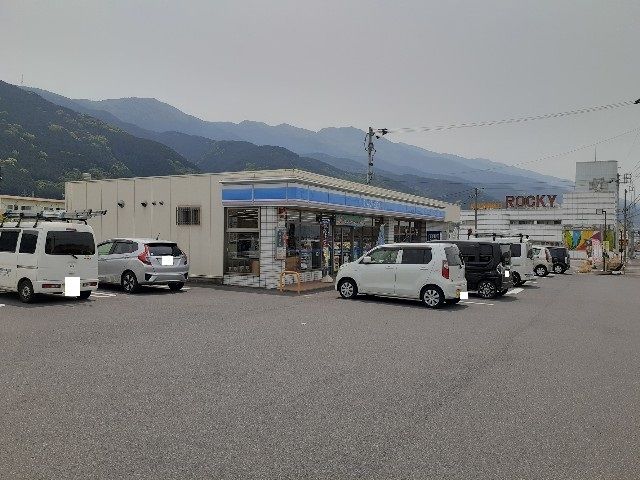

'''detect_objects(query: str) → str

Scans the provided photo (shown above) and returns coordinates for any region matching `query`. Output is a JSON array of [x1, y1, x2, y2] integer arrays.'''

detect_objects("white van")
[[335, 242, 467, 308], [0, 213, 100, 303], [495, 237, 535, 286]]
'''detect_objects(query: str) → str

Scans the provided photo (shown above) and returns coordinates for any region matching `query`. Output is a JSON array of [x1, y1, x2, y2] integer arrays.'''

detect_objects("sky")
[[2, 0, 640, 181]]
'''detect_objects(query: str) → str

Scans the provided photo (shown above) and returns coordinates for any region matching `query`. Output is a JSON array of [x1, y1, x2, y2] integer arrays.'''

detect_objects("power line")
[[376, 98, 640, 136]]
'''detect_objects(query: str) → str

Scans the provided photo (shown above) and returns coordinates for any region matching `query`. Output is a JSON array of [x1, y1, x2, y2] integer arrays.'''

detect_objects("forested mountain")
[[25, 86, 487, 204], [31, 91, 572, 193], [0, 81, 198, 198]]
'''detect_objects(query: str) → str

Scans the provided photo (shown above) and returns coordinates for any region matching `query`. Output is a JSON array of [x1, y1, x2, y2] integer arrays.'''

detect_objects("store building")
[[66, 169, 459, 288], [0, 194, 65, 216], [459, 161, 618, 255]]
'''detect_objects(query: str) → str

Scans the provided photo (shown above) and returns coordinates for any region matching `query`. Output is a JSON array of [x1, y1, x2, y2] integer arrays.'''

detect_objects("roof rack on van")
[[0, 209, 107, 228], [472, 232, 530, 242]]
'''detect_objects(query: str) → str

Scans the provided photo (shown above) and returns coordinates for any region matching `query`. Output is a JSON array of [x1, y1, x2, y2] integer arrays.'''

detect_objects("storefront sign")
[[275, 227, 287, 260], [427, 231, 441, 241], [505, 194, 558, 208], [335, 214, 370, 227], [471, 201, 503, 210]]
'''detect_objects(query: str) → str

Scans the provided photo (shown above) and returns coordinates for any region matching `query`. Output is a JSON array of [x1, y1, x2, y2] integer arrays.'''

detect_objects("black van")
[[429, 240, 513, 299], [546, 246, 570, 273]]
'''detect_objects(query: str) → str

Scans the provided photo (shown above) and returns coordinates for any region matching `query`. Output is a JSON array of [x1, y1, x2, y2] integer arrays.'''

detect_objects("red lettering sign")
[[504, 194, 559, 208], [505, 195, 515, 208]]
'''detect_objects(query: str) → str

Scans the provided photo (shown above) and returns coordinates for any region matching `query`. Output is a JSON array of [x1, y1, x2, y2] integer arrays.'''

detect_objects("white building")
[[0, 195, 65, 216], [459, 161, 618, 254], [66, 169, 460, 289]]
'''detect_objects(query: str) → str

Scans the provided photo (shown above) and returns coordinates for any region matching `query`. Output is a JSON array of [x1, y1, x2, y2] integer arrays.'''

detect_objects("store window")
[[225, 208, 260, 275], [393, 220, 425, 242]]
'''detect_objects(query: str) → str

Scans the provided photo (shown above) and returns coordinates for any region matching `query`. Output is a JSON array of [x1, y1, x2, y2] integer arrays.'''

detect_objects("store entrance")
[[332, 226, 353, 273]]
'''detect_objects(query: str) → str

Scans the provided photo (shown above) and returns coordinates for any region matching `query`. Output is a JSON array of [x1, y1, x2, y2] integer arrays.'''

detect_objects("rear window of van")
[[45, 231, 95, 255]]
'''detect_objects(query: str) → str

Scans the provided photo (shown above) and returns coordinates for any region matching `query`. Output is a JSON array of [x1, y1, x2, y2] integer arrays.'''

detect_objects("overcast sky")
[[2, 0, 640, 180]]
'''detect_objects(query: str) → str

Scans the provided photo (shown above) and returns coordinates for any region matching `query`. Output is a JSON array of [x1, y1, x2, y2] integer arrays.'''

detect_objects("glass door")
[[332, 226, 353, 273]]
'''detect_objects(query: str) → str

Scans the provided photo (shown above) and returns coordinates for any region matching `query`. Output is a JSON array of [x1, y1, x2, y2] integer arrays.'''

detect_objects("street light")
[[596, 209, 608, 272]]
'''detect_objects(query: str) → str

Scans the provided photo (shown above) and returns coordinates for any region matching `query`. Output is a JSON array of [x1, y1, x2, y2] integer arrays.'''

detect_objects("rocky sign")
[[505, 194, 558, 208]]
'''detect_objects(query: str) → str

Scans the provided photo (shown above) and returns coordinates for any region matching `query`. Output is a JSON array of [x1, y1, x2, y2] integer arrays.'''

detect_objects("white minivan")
[[335, 243, 467, 308], [0, 219, 99, 303]]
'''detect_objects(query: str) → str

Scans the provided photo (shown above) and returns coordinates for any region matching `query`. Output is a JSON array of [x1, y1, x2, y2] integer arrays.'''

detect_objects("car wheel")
[[477, 280, 497, 299], [168, 282, 184, 291], [18, 279, 36, 303], [338, 279, 357, 299], [79, 290, 91, 300], [535, 265, 548, 276], [512, 272, 522, 286], [121, 271, 139, 293], [553, 264, 564, 274], [422, 286, 444, 308]]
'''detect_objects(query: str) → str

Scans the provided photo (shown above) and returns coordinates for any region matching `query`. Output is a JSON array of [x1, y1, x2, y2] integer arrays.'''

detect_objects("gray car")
[[97, 238, 189, 293]]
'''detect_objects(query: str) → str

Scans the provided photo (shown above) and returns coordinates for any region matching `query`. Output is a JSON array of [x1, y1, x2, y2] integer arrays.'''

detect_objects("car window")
[[19, 231, 38, 254], [510, 243, 521, 257], [97, 242, 114, 256], [459, 243, 477, 263], [401, 248, 432, 264], [444, 246, 462, 266], [478, 244, 494, 262], [368, 248, 399, 264], [500, 244, 512, 265], [148, 243, 182, 256], [0, 230, 20, 253], [45, 231, 95, 255], [112, 242, 137, 255]]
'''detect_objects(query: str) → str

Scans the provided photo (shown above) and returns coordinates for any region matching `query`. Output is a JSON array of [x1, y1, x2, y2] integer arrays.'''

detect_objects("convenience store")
[[66, 169, 460, 288]]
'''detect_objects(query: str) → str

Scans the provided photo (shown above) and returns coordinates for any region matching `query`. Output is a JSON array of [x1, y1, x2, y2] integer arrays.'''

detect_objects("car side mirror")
[[362, 256, 372, 264]]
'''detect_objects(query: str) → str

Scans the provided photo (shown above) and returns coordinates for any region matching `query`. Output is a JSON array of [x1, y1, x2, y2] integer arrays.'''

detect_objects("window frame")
[[176, 206, 201, 226]]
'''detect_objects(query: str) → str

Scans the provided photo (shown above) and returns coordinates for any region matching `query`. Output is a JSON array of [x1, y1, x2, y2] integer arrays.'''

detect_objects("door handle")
[[385, 266, 395, 269], [419, 266, 428, 270]]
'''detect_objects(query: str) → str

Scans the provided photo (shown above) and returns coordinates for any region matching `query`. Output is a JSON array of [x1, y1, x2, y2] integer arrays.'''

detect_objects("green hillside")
[[0, 81, 198, 198]]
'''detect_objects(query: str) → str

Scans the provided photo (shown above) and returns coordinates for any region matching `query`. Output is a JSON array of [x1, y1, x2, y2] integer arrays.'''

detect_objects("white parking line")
[[93, 292, 117, 298], [506, 287, 524, 295], [460, 300, 494, 306], [0, 304, 4, 307]]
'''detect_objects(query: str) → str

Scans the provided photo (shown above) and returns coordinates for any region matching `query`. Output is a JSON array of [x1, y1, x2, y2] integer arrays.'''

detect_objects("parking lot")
[[1, 273, 639, 479]]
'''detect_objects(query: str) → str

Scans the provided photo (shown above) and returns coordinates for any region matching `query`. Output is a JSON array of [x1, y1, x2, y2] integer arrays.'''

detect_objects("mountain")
[[26, 87, 489, 205], [29, 93, 572, 193], [0, 81, 199, 198]]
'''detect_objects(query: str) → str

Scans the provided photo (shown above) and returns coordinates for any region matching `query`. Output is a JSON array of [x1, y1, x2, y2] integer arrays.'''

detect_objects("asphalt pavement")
[[1, 274, 639, 479]]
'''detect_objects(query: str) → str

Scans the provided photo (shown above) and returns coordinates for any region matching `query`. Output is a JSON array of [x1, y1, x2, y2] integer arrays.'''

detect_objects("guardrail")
[[278, 270, 301, 294]]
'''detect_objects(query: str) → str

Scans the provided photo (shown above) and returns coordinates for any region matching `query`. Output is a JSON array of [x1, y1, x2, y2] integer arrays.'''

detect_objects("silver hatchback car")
[[97, 238, 189, 293]]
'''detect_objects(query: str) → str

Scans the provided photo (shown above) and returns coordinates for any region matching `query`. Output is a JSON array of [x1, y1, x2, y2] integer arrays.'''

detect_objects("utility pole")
[[597, 209, 608, 272], [473, 187, 480, 233], [623, 188, 628, 268], [366, 127, 375, 185]]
